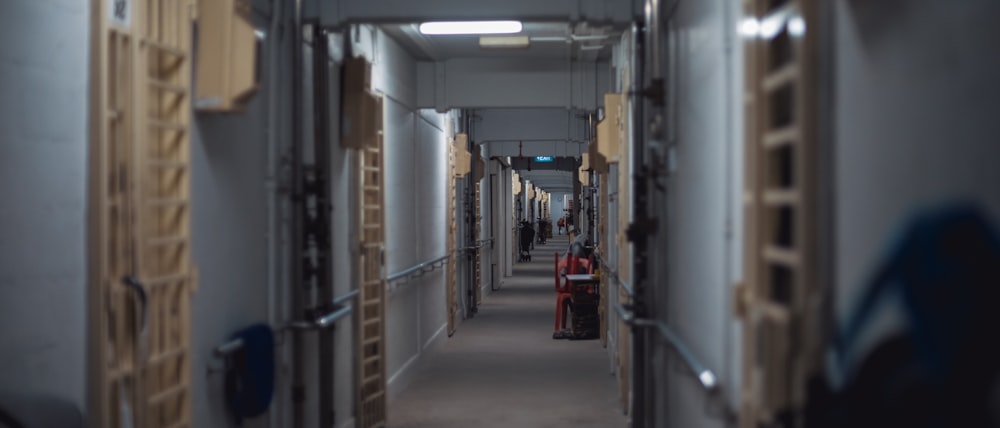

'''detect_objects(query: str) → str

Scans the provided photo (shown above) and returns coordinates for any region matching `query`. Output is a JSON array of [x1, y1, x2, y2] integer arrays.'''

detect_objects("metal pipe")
[[290, 1, 305, 426], [286, 305, 353, 330], [264, 0, 282, 347], [630, 18, 652, 428], [310, 24, 336, 428], [264, 2, 284, 427], [721, 0, 738, 424]]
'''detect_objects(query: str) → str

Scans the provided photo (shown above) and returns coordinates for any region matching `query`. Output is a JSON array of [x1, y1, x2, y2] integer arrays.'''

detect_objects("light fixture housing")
[[419, 20, 523, 35], [479, 35, 530, 49]]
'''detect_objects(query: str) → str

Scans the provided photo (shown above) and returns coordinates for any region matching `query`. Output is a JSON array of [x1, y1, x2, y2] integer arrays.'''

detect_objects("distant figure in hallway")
[[557, 217, 565, 234], [519, 221, 535, 262], [536, 218, 547, 245]]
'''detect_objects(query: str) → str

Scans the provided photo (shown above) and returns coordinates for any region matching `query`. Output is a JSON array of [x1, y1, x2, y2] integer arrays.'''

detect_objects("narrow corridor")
[[389, 236, 624, 428], [6, 1, 1000, 427]]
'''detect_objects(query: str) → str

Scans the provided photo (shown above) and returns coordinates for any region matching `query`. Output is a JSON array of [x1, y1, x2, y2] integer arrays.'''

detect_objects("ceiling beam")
[[510, 156, 579, 171], [416, 58, 610, 110], [475, 108, 590, 143], [485, 140, 587, 158], [315, 0, 637, 28]]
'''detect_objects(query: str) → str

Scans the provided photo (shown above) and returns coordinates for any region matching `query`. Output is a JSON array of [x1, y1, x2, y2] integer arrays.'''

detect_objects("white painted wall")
[[190, 92, 274, 428], [188, 2, 292, 426], [831, 0, 1000, 361], [0, 0, 89, 412], [352, 26, 452, 402], [550, 193, 568, 230], [646, 0, 745, 425]]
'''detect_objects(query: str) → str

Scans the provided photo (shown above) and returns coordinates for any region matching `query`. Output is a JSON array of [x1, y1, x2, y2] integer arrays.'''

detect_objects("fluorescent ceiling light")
[[480, 36, 530, 49], [787, 16, 806, 37], [738, 18, 760, 38], [419, 20, 522, 35], [570, 34, 609, 41], [530, 36, 570, 43]]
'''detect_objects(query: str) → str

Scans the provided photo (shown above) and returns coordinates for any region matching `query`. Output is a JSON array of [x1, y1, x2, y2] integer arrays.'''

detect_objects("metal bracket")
[[626, 215, 659, 243], [628, 78, 666, 107]]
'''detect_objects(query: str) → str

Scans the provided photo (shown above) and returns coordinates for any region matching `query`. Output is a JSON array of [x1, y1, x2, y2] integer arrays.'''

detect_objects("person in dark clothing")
[[519, 221, 535, 259]]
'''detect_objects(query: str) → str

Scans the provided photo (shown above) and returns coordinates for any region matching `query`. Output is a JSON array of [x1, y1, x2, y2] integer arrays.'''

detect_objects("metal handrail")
[[214, 338, 245, 357], [458, 238, 493, 253], [286, 303, 355, 330], [313, 306, 352, 329], [386, 254, 450, 283], [332, 289, 360, 306], [213, 289, 361, 357], [615, 304, 719, 392], [619, 279, 634, 297], [594, 254, 634, 297]]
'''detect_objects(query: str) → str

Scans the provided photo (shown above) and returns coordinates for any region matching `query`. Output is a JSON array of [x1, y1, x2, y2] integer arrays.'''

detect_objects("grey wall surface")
[[0, 0, 89, 411], [832, 0, 1000, 363], [355, 26, 452, 401], [416, 59, 609, 110], [190, 94, 272, 428], [654, 0, 744, 425], [476, 108, 588, 144], [476, 108, 590, 158], [550, 193, 568, 227]]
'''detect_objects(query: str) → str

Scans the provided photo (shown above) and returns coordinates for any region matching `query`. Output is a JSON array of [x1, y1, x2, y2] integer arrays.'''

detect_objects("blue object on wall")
[[817, 203, 1000, 428], [224, 324, 275, 425]]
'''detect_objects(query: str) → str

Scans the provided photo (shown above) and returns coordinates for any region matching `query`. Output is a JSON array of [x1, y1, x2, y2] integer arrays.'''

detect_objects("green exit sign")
[[534, 156, 554, 163]]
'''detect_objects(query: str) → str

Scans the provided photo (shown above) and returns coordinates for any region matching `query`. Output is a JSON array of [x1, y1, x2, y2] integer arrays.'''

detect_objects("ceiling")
[[379, 20, 617, 196], [517, 170, 574, 193], [382, 21, 619, 62]]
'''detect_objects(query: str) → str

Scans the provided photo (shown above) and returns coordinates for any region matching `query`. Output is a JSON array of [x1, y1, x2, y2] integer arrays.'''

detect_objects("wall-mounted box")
[[473, 145, 485, 182], [579, 153, 591, 186], [342, 56, 381, 149], [589, 140, 608, 173], [453, 133, 472, 178], [597, 93, 623, 163], [195, 0, 259, 111]]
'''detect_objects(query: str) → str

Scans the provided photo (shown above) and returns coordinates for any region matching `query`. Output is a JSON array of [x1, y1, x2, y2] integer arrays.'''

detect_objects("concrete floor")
[[388, 236, 627, 428]]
